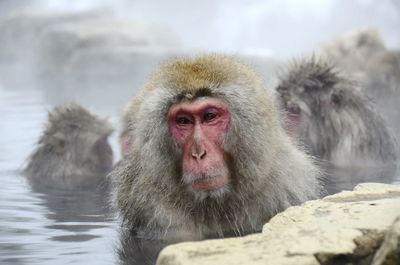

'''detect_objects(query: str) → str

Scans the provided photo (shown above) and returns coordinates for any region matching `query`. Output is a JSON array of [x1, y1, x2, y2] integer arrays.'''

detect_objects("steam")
[[1, 0, 399, 56]]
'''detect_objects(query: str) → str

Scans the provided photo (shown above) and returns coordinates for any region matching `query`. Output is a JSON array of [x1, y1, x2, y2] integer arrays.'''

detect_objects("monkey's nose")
[[191, 145, 206, 160]]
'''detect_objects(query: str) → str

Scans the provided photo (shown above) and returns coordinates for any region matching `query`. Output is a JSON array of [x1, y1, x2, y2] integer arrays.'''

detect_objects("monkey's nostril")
[[191, 149, 206, 160], [199, 150, 206, 160]]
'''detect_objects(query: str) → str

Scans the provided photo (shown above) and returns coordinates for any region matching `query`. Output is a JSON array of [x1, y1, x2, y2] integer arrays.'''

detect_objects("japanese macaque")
[[111, 54, 321, 242], [276, 57, 397, 167], [365, 50, 400, 99], [24, 103, 114, 190], [319, 28, 386, 76]]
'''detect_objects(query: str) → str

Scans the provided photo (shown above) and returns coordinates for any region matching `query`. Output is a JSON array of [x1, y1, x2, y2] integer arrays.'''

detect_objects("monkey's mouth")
[[190, 175, 229, 192]]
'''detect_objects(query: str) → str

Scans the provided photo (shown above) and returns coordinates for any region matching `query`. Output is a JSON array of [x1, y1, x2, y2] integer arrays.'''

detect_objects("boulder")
[[0, 9, 108, 62], [36, 18, 181, 79], [157, 183, 400, 265], [372, 216, 400, 265], [42, 48, 280, 110]]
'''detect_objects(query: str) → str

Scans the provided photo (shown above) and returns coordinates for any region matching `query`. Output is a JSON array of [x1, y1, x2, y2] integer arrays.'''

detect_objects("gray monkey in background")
[[24, 103, 114, 190], [276, 57, 397, 167]]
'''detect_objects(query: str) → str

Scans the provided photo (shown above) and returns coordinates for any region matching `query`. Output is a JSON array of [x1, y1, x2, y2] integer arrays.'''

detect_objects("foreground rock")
[[157, 183, 400, 265], [372, 217, 400, 265]]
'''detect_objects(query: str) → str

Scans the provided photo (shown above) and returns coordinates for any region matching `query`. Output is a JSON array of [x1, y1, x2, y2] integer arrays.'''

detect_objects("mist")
[[1, 0, 399, 57]]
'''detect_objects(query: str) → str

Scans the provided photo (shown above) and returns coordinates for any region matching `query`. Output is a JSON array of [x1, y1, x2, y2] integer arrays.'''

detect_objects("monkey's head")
[[25, 103, 114, 189], [123, 54, 283, 202], [44, 103, 114, 174], [276, 58, 343, 140], [276, 58, 356, 158]]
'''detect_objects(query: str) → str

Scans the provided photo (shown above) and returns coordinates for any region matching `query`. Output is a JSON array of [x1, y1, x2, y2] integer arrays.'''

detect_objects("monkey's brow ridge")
[[176, 87, 213, 101]]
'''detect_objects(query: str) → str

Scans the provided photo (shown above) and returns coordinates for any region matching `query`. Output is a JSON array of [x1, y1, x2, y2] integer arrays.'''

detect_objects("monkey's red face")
[[168, 98, 231, 193]]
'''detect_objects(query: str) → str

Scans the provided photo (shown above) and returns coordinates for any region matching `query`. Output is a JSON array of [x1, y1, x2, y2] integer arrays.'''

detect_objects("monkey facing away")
[[365, 50, 400, 99], [276, 57, 397, 167], [111, 54, 321, 242], [24, 103, 114, 189], [318, 28, 386, 76]]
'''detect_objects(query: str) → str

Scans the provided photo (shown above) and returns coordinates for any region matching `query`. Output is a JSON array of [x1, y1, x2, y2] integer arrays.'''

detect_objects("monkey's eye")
[[203, 112, 217, 122], [331, 94, 341, 106], [287, 104, 301, 115], [176, 116, 193, 125]]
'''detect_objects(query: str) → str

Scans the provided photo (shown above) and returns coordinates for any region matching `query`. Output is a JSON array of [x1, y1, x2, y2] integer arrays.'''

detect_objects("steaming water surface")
[[0, 81, 399, 264]]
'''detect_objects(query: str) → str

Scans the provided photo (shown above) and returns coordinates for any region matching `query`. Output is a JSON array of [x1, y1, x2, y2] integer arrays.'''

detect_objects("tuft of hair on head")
[[41, 102, 113, 144], [276, 56, 347, 94], [147, 53, 265, 97]]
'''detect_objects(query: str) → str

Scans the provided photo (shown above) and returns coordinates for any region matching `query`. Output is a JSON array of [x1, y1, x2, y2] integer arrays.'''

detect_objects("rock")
[[64, 46, 184, 89], [36, 18, 181, 79], [372, 217, 400, 265], [44, 49, 280, 110], [0, 9, 181, 91], [57, 46, 185, 109], [156, 183, 400, 265], [63, 48, 281, 90], [0, 9, 108, 62], [0, 9, 110, 89]]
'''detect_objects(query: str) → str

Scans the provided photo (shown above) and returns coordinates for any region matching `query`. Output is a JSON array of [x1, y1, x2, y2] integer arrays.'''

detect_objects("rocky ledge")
[[157, 183, 400, 265]]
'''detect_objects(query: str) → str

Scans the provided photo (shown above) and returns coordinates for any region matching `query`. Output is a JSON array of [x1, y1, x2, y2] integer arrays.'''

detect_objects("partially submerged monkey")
[[276, 57, 397, 166], [24, 103, 114, 189], [111, 54, 321, 242]]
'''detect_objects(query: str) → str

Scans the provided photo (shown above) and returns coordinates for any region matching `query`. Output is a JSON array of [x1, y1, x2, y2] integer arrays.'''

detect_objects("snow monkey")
[[24, 103, 114, 190], [111, 54, 321, 242], [276, 57, 397, 167]]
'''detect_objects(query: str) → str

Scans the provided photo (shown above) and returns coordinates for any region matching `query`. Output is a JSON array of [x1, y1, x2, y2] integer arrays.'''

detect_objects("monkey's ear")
[[48, 132, 66, 155]]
